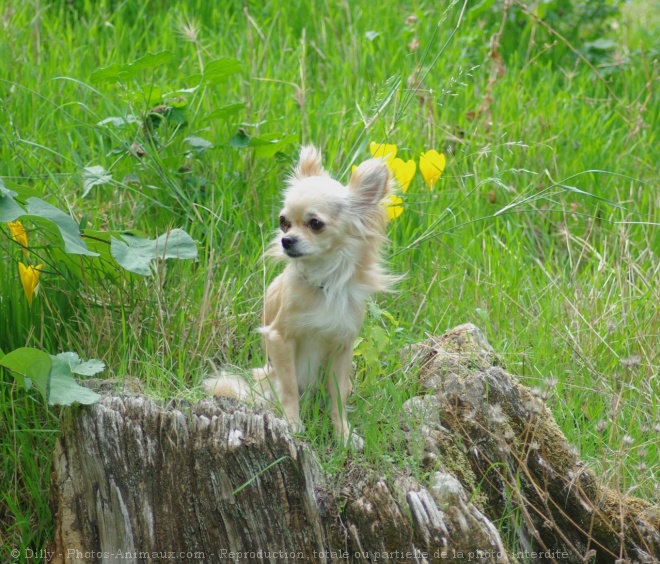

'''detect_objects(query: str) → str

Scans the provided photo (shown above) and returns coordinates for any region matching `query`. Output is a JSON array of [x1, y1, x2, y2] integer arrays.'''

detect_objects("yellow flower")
[[390, 158, 416, 193], [18, 263, 43, 307], [385, 195, 404, 221], [369, 142, 398, 166], [8, 221, 29, 256], [419, 149, 446, 188]]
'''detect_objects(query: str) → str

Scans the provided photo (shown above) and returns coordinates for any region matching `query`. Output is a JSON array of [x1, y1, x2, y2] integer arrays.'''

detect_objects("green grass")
[[1, 0, 658, 556]]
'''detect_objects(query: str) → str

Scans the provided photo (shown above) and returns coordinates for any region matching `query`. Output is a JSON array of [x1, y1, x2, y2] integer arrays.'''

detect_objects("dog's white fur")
[[203, 145, 394, 445]]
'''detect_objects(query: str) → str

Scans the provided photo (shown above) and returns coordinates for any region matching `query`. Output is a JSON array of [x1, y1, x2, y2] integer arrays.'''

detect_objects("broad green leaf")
[[1, 179, 14, 195], [48, 369, 101, 405], [73, 359, 106, 377], [229, 131, 297, 158], [111, 236, 152, 275], [369, 326, 389, 351], [24, 198, 99, 256], [55, 351, 106, 378], [0, 180, 24, 222], [133, 84, 162, 106], [55, 351, 82, 370], [110, 228, 198, 276], [165, 96, 188, 109], [166, 107, 188, 126], [253, 133, 297, 158], [90, 63, 125, 85], [97, 115, 140, 127], [359, 342, 379, 366], [182, 73, 203, 86], [129, 228, 197, 260], [245, 133, 278, 147], [206, 103, 245, 121], [128, 51, 173, 72], [229, 130, 251, 148], [0, 347, 52, 399], [82, 165, 112, 197], [184, 136, 214, 155], [202, 57, 242, 86], [91, 50, 173, 84], [168, 86, 199, 95], [184, 136, 213, 149], [4, 182, 41, 201], [49, 355, 100, 406]]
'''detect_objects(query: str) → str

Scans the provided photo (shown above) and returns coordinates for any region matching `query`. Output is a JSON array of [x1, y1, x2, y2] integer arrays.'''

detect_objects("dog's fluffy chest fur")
[[262, 263, 368, 391], [286, 255, 370, 331]]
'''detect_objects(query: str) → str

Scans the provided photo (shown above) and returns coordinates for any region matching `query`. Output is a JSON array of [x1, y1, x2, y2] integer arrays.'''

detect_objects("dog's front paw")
[[343, 429, 365, 452], [288, 417, 305, 435]]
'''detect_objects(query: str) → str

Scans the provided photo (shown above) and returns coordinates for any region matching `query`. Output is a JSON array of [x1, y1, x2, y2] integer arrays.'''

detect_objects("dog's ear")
[[294, 145, 327, 179], [348, 159, 391, 207]]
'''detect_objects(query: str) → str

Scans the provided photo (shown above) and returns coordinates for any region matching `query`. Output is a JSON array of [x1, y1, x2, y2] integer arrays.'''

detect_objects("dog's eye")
[[309, 218, 324, 231], [279, 215, 290, 231]]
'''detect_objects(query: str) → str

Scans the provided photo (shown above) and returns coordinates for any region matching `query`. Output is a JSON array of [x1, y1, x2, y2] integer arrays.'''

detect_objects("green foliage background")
[[0, 0, 658, 557]]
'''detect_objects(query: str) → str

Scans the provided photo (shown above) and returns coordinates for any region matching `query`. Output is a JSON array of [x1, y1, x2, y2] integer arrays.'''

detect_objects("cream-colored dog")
[[204, 145, 393, 445]]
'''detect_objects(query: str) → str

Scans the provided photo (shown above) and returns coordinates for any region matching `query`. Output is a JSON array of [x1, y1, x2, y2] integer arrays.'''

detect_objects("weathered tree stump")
[[50, 325, 659, 563]]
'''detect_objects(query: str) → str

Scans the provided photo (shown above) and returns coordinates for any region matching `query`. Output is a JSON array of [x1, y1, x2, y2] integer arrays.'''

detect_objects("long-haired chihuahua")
[[203, 145, 394, 447]]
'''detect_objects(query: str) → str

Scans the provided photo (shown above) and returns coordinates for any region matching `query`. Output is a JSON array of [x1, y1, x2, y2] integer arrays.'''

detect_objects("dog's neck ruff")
[[293, 249, 361, 298], [295, 265, 324, 290]]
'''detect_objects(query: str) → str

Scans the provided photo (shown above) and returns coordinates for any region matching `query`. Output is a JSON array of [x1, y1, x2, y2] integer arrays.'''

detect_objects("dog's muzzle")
[[282, 236, 302, 257]]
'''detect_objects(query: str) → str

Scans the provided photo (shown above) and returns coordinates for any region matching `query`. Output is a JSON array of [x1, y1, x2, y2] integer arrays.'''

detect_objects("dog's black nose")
[[281, 236, 296, 250]]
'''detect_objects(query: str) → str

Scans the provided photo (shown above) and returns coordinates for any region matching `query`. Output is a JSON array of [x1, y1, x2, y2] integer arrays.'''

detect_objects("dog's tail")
[[202, 370, 251, 398], [202, 366, 270, 404]]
